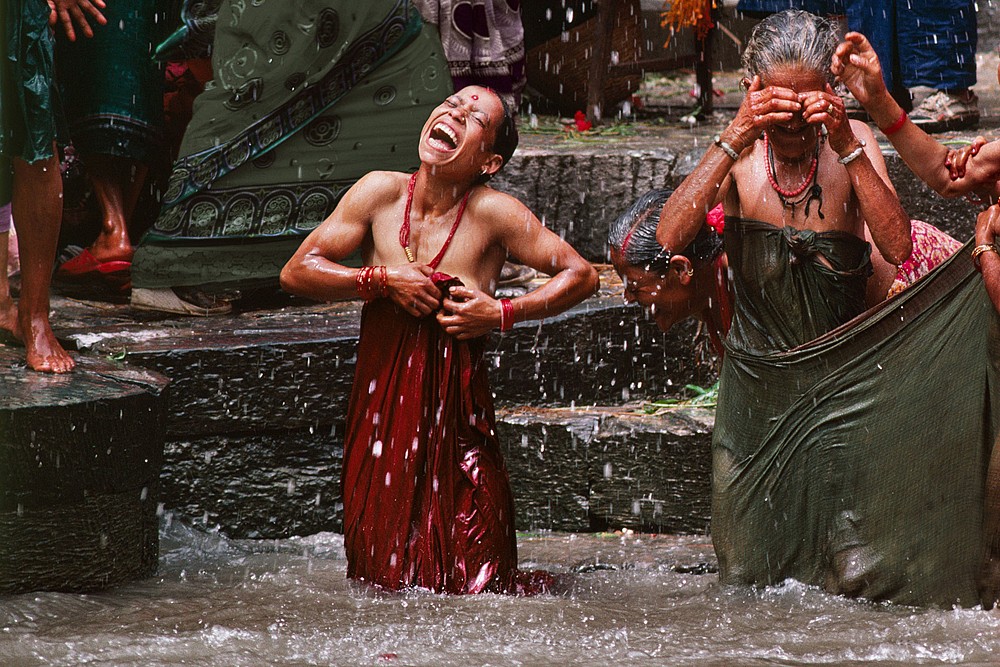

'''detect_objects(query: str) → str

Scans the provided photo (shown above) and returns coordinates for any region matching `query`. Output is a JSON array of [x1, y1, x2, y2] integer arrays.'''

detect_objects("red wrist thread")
[[880, 109, 907, 136]]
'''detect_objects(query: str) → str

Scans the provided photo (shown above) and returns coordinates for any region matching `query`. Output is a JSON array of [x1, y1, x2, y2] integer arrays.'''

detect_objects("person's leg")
[[900, 0, 978, 131], [0, 233, 13, 335], [12, 151, 75, 372], [84, 153, 146, 263]]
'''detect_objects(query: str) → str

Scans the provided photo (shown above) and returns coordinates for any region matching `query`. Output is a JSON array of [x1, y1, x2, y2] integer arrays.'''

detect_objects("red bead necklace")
[[399, 172, 471, 269], [763, 132, 818, 198]]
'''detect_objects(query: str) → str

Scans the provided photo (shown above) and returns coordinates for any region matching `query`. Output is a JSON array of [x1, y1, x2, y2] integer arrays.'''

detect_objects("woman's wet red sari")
[[342, 296, 522, 594]]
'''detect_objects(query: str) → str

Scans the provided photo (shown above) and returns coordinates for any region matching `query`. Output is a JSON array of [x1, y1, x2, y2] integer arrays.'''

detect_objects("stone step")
[[60, 275, 715, 439], [50, 276, 716, 538], [154, 404, 715, 540], [499, 405, 713, 535], [0, 350, 169, 593]]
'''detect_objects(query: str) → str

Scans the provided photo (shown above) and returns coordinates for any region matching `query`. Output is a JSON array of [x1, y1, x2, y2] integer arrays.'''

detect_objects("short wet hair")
[[608, 189, 723, 272], [742, 9, 838, 86]]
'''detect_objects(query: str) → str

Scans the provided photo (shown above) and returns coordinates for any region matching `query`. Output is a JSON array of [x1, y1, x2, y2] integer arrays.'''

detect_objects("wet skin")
[[611, 248, 716, 334]]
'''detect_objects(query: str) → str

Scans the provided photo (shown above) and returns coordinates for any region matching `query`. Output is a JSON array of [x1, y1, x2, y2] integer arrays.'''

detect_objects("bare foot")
[[0, 295, 20, 339], [21, 314, 75, 373]]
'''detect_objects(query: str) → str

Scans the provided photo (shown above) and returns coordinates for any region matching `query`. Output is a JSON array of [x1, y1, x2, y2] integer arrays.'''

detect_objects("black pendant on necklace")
[[767, 133, 825, 220], [804, 184, 824, 219]]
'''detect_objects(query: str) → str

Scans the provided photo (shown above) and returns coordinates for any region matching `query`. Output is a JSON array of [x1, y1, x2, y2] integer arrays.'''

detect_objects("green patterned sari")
[[132, 0, 452, 290]]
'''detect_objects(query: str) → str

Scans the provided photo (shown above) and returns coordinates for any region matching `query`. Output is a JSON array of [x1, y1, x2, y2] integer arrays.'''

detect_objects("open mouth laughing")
[[428, 122, 459, 151]]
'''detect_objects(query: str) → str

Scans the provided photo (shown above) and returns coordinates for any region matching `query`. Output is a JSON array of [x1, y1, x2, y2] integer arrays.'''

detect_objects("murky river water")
[[2, 520, 999, 666]]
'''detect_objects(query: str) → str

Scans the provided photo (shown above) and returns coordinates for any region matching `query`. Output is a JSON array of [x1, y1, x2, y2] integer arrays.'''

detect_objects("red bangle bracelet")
[[356, 265, 387, 300], [499, 298, 514, 331], [880, 109, 907, 136], [355, 266, 369, 299]]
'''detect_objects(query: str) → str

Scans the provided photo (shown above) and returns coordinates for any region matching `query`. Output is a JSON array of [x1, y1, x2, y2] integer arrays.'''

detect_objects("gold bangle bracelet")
[[971, 243, 999, 269]]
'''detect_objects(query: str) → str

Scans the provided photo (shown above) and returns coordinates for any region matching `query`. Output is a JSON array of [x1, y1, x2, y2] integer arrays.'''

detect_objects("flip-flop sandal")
[[55, 246, 132, 295], [131, 287, 233, 316], [56, 246, 131, 280]]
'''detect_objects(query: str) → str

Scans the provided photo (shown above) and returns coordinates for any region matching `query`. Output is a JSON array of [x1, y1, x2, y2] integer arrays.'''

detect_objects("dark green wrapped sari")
[[0, 0, 61, 204], [132, 0, 451, 290], [714, 218, 1000, 607]]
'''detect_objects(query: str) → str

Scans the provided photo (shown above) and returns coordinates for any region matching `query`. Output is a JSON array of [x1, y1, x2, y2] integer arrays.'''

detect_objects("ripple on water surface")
[[1, 522, 999, 666]]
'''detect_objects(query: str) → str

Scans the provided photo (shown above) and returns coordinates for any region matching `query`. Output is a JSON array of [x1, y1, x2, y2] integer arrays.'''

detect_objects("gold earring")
[[685, 268, 695, 277]]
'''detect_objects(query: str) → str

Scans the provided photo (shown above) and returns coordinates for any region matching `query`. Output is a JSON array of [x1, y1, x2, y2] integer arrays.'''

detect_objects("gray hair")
[[742, 10, 838, 85]]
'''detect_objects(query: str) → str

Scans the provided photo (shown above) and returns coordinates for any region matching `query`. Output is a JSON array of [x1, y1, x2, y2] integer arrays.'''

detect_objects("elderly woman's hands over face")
[[800, 84, 857, 156], [721, 76, 802, 153]]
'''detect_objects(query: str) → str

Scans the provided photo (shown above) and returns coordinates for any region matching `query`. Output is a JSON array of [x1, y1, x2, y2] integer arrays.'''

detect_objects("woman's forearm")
[[656, 140, 736, 252], [843, 149, 911, 265], [980, 251, 1000, 313], [868, 91, 969, 197]]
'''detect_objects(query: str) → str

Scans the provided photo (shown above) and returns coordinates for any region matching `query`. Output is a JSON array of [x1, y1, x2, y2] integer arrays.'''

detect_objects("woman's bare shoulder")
[[353, 170, 408, 198], [471, 185, 537, 225]]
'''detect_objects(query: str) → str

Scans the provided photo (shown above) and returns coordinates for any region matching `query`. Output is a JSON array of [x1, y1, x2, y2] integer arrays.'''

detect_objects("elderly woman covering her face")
[[656, 10, 911, 353]]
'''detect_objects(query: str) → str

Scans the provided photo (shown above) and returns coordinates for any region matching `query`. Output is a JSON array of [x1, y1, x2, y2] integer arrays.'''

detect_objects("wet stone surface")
[[0, 350, 169, 593], [499, 406, 713, 535], [41, 269, 716, 538]]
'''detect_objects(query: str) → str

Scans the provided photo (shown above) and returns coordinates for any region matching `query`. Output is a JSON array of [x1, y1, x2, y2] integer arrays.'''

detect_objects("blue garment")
[[738, 1, 976, 93], [846, 1, 976, 92], [736, 1, 844, 17]]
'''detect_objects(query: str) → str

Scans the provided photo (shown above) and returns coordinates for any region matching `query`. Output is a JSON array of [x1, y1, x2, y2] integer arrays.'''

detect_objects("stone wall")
[[500, 407, 714, 534]]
